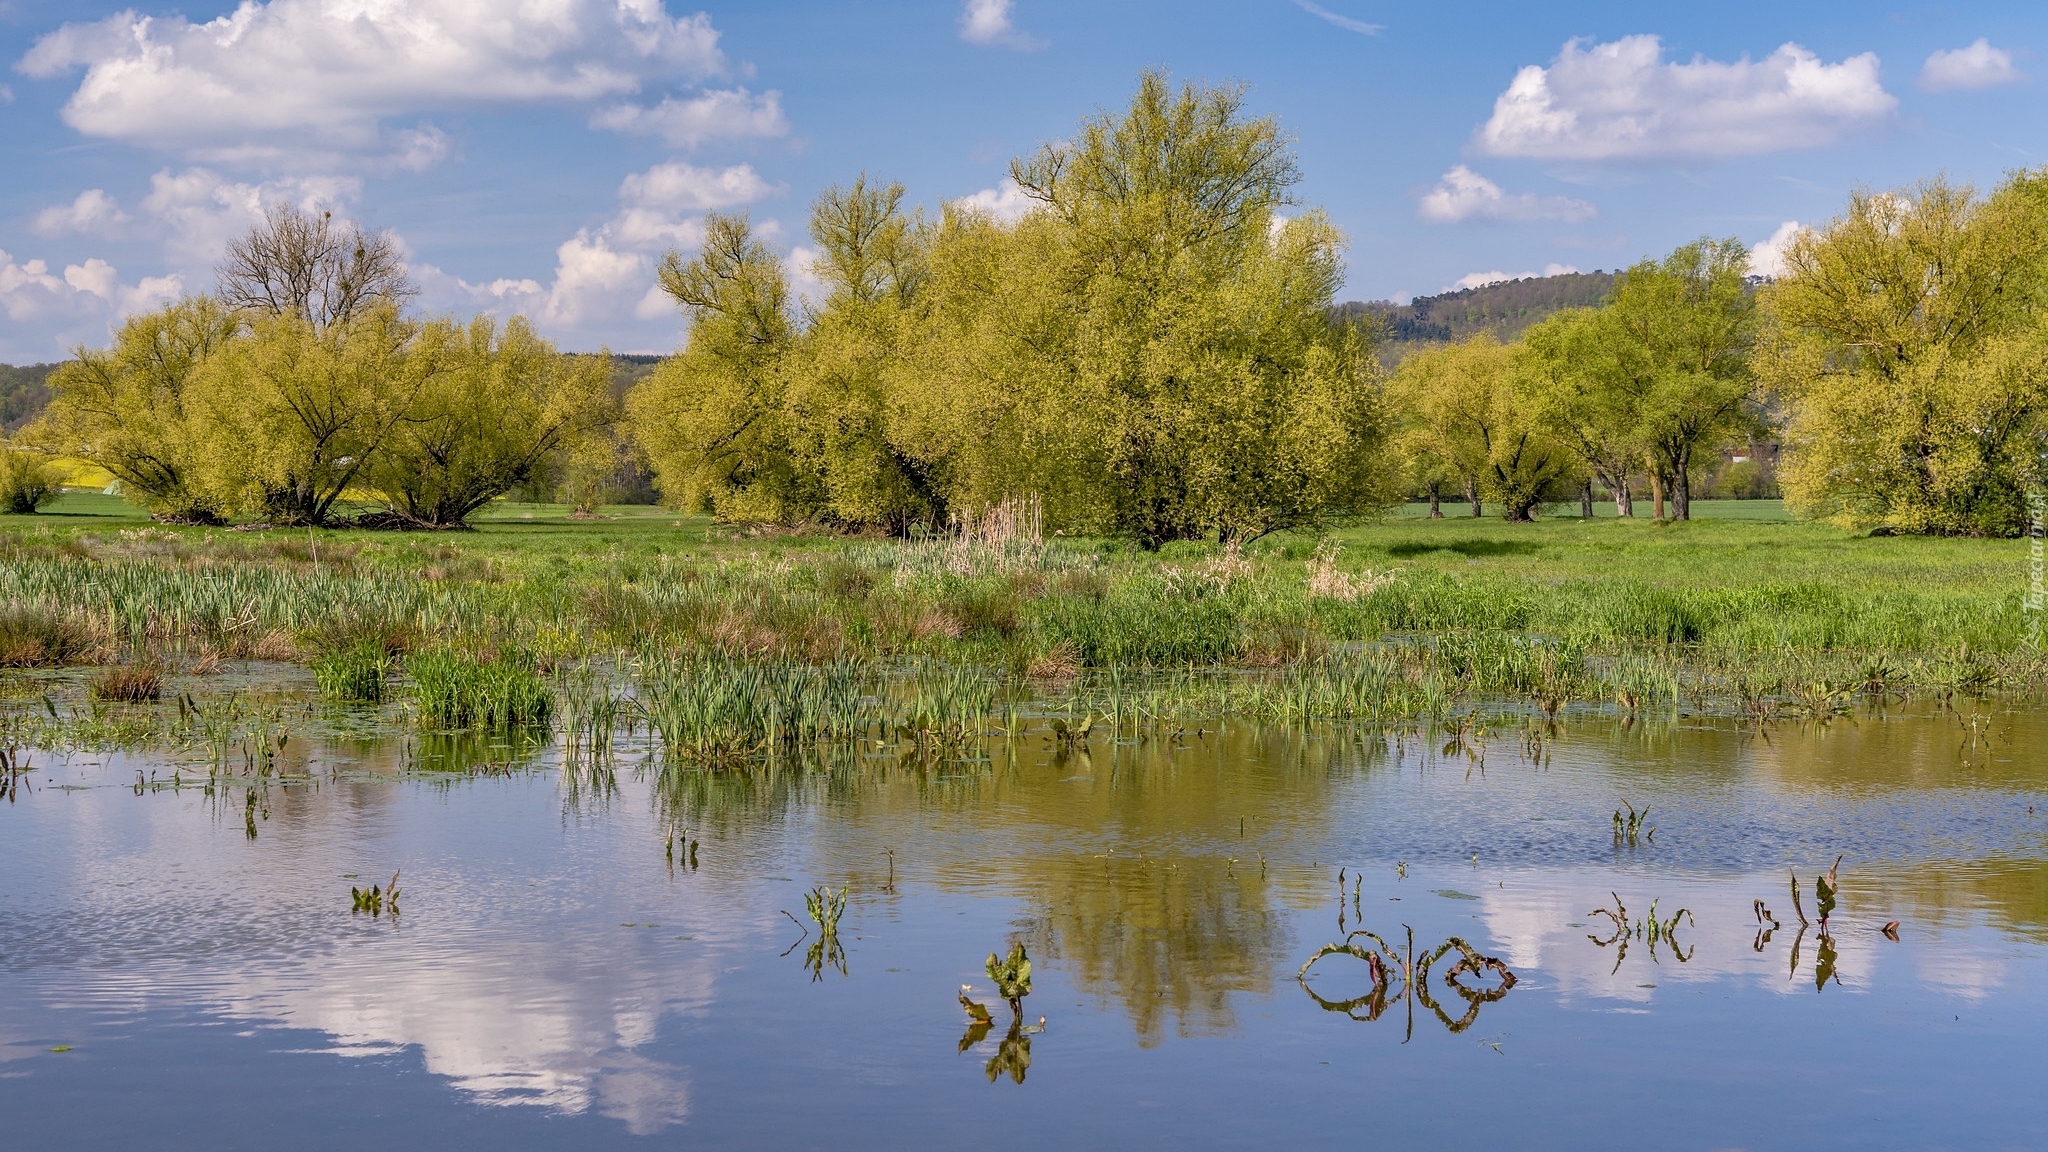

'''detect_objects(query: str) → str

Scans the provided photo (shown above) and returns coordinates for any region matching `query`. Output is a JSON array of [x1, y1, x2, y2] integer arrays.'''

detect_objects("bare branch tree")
[[216, 203, 417, 330]]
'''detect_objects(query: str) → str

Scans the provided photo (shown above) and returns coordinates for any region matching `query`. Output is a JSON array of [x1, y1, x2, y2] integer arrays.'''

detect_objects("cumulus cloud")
[[140, 167, 363, 268], [1417, 166, 1595, 224], [19, 0, 728, 163], [1292, 1, 1382, 36], [1448, 263, 1579, 292], [1746, 220, 1804, 278], [33, 189, 131, 237], [591, 88, 789, 148], [1475, 35, 1896, 161], [1920, 39, 2024, 92], [0, 247, 183, 358], [959, 0, 1045, 50], [951, 178, 1036, 222]]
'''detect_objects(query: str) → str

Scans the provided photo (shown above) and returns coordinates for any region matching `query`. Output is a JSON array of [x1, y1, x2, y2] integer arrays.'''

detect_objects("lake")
[[3, 697, 2044, 1149]]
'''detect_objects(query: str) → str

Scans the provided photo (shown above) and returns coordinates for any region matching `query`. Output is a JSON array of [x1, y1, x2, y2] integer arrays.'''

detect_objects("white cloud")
[[952, 178, 1036, 222], [1920, 39, 2024, 92], [591, 88, 789, 149], [1292, 1, 1382, 36], [139, 167, 362, 269], [620, 163, 781, 213], [784, 245, 831, 312], [1417, 165, 1595, 224], [1746, 220, 1804, 278], [33, 189, 131, 237], [1447, 263, 1579, 292], [19, 0, 727, 163], [541, 232, 651, 326], [959, 0, 1045, 50], [0, 248, 184, 357], [1475, 35, 1896, 161]]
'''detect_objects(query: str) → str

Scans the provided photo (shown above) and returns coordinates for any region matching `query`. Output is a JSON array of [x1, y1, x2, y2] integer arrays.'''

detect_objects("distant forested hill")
[[1, 363, 59, 434], [1337, 271, 1617, 364]]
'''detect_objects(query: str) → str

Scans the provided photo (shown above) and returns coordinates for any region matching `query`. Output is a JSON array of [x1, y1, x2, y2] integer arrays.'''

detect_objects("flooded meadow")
[[3, 682, 2045, 1150]]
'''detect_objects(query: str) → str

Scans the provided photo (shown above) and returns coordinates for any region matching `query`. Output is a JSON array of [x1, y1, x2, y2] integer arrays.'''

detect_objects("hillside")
[[1338, 271, 1616, 363], [1, 362, 58, 434]]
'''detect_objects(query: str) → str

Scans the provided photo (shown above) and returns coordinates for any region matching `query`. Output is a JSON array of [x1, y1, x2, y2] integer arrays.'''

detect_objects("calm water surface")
[[3, 701, 2046, 1150]]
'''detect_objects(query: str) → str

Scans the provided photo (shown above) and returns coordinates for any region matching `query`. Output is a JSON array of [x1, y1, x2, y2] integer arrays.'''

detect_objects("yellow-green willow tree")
[[365, 316, 614, 527], [628, 72, 1390, 542], [1762, 173, 2048, 536], [29, 297, 241, 522], [628, 213, 809, 522], [186, 305, 447, 525], [1390, 332, 1574, 522]]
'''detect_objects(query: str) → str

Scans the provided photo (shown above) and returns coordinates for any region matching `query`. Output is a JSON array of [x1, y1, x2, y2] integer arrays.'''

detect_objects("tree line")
[[5, 72, 2044, 538]]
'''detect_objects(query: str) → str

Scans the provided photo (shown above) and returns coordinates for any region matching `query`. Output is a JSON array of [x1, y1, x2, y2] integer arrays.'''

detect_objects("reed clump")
[[408, 649, 552, 728], [89, 663, 164, 702]]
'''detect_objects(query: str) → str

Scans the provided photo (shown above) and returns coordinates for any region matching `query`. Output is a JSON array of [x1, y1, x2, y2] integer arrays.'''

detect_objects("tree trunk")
[[1671, 447, 1692, 521], [1649, 465, 1665, 521], [1465, 478, 1483, 517], [1504, 497, 1538, 523], [1426, 480, 1442, 519], [1609, 470, 1634, 517], [1580, 479, 1594, 519]]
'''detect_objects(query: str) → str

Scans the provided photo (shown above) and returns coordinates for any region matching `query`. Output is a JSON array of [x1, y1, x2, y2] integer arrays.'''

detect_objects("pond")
[[3, 699, 2045, 1149]]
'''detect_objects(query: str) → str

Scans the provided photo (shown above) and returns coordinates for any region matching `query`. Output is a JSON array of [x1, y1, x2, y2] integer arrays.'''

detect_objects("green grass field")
[[1, 492, 2036, 741]]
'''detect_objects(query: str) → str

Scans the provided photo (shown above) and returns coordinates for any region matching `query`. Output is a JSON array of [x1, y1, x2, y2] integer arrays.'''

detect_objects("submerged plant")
[[1297, 926, 1516, 1036], [1586, 894, 1695, 969], [351, 871, 401, 917], [1612, 800, 1654, 846]]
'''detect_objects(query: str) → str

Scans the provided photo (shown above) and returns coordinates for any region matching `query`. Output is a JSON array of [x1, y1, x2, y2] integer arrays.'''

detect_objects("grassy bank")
[[0, 495, 2036, 762]]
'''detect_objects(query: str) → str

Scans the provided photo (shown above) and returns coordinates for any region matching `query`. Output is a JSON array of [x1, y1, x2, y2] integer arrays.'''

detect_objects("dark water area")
[[3, 702, 2046, 1150]]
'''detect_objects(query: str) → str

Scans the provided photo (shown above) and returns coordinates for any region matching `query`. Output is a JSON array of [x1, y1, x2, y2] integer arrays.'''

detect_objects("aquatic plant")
[[1297, 926, 1516, 1036], [350, 871, 401, 917], [408, 649, 552, 729], [89, 663, 164, 702], [986, 942, 1032, 1013], [311, 639, 391, 702]]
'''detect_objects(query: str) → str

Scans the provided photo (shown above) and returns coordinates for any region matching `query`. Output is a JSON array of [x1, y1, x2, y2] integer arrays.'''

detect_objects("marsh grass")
[[408, 649, 552, 729], [0, 506, 2035, 748], [89, 663, 163, 702]]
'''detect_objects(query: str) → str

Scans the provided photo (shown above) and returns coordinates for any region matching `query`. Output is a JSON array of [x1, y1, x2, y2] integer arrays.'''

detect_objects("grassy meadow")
[[0, 493, 2036, 764]]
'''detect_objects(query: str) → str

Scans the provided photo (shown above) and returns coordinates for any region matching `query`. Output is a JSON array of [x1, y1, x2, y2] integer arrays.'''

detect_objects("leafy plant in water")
[[351, 871, 401, 917], [1585, 893, 1695, 969], [1612, 800, 1654, 846], [1297, 925, 1516, 1037], [986, 942, 1032, 1013]]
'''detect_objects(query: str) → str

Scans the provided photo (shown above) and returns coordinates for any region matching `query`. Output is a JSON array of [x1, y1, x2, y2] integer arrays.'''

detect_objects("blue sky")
[[1, 0, 2042, 359]]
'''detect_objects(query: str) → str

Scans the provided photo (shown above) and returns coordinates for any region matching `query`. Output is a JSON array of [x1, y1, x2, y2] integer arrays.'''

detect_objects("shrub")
[[0, 450, 59, 514]]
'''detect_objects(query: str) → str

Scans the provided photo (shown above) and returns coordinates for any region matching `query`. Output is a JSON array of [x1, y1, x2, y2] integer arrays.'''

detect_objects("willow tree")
[[1604, 239, 1758, 520], [365, 316, 613, 527], [781, 176, 949, 532], [983, 71, 1386, 544], [187, 305, 445, 525], [1390, 332, 1573, 522], [628, 212, 810, 521], [1762, 173, 2048, 536], [1520, 307, 1643, 517], [28, 296, 240, 522]]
